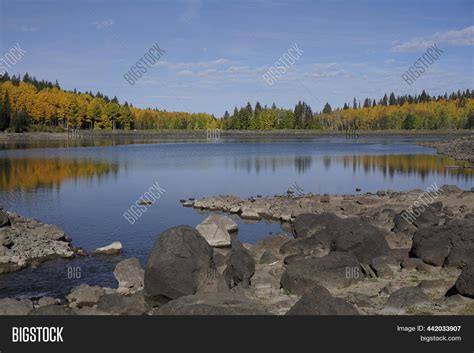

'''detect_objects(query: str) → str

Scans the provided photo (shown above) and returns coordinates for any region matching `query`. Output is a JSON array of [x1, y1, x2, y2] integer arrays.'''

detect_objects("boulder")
[[113, 258, 144, 293], [196, 215, 234, 247], [0, 210, 10, 227], [329, 217, 391, 263], [97, 291, 148, 315], [280, 252, 361, 295], [223, 240, 255, 289], [382, 287, 431, 314], [0, 298, 33, 315], [455, 261, 474, 298], [291, 213, 341, 239], [370, 256, 394, 278], [156, 292, 269, 315], [144, 225, 214, 304], [411, 219, 474, 266], [66, 284, 106, 308], [286, 285, 359, 315], [280, 236, 330, 258], [240, 208, 261, 220]]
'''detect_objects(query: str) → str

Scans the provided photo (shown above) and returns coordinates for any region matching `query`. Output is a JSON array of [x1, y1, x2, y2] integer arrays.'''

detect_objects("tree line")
[[1, 73, 473, 132]]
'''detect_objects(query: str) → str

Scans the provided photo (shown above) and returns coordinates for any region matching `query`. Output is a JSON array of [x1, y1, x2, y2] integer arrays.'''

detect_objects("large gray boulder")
[[280, 252, 361, 295], [223, 240, 255, 289], [144, 225, 214, 304], [156, 292, 269, 315], [455, 261, 474, 298], [329, 217, 391, 263], [286, 285, 359, 315], [411, 218, 474, 267], [113, 258, 144, 293], [0, 298, 33, 315], [292, 213, 341, 239]]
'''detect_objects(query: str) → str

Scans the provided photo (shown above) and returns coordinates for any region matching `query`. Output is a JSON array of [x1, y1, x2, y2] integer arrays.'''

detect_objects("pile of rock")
[[0, 211, 75, 274]]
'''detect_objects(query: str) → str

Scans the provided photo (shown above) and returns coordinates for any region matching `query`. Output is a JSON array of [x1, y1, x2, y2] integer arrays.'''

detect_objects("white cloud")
[[391, 26, 474, 52], [93, 19, 115, 29], [20, 26, 39, 32], [177, 70, 194, 76]]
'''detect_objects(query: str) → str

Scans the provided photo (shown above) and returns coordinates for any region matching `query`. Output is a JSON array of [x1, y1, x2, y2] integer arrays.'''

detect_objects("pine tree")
[[322, 102, 332, 114]]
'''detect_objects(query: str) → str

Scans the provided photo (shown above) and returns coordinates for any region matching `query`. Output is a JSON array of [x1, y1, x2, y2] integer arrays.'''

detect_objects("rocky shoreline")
[[0, 210, 76, 274], [1, 184, 473, 315], [419, 135, 474, 163]]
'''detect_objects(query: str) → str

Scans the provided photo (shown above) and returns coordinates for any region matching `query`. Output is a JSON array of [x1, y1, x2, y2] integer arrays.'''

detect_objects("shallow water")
[[0, 137, 472, 298]]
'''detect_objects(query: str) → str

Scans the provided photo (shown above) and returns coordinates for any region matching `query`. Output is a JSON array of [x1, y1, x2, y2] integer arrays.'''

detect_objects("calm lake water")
[[0, 137, 472, 299]]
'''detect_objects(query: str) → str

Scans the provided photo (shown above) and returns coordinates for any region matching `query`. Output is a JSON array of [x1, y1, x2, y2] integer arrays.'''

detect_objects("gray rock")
[[113, 258, 144, 293], [401, 258, 423, 269], [0, 298, 33, 315], [93, 241, 122, 255], [411, 218, 474, 267], [240, 208, 261, 220], [370, 256, 394, 278], [97, 291, 148, 315], [156, 292, 269, 315], [329, 217, 391, 263], [280, 252, 361, 295], [346, 292, 373, 308], [38, 297, 58, 307], [224, 240, 255, 289], [292, 213, 341, 239], [30, 305, 73, 315], [0, 210, 10, 227], [250, 234, 290, 259], [196, 215, 233, 247], [455, 261, 474, 298], [66, 284, 106, 307], [259, 250, 278, 264], [382, 287, 431, 314], [144, 225, 214, 304], [286, 285, 359, 315]]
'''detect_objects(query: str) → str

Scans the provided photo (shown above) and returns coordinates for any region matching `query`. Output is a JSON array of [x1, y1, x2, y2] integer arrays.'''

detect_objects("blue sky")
[[1, 0, 473, 115]]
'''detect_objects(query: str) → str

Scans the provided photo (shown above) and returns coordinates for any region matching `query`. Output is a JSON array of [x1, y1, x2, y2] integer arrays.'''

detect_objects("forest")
[[0, 73, 473, 132]]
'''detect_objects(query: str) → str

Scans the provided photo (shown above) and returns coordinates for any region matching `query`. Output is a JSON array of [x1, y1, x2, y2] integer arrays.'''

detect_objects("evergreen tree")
[[322, 102, 332, 114]]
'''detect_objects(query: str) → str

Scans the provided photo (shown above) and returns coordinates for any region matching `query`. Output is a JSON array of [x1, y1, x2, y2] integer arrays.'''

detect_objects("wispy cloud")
[[20, 26, 39, 32], [391, 26, 474, 52], [93, 19, 115, 29]]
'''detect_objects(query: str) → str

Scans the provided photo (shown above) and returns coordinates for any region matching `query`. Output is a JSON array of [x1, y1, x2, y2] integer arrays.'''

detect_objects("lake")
[[0, 136, 472, 298]]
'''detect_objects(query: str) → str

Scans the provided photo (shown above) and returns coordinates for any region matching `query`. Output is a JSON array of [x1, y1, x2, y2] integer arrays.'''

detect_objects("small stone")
[[94, 241, 122, 255]]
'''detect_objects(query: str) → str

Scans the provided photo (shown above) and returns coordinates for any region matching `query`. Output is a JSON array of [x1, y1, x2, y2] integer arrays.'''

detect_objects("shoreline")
[[0, 129, 472, 142]]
